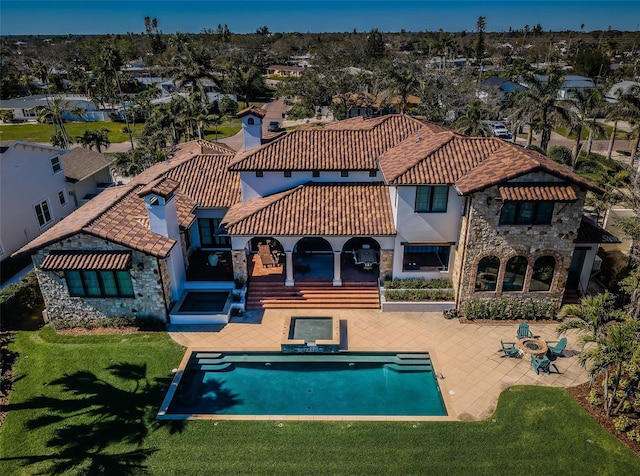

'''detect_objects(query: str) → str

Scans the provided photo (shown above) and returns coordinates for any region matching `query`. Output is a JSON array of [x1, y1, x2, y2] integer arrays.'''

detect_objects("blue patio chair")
[[530, 355, 558, 375], [517, 322, 534, 340], [546, 337, 568, 357], [500, 340, 521, 358]]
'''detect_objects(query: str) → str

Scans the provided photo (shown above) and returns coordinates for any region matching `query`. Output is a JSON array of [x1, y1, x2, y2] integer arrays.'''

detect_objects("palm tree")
[[76, 128, 111, 153], [384, 60, 421, 114], [36, 97, 72, 149], [557, 292, 627, 347], [566, 88, 603, 166], [454, 100, 492, 137], [167, 39, 220, 107]]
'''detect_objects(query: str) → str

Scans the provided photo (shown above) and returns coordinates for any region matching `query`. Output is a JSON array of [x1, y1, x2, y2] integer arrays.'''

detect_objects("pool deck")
[[169, 309, 589, 421]]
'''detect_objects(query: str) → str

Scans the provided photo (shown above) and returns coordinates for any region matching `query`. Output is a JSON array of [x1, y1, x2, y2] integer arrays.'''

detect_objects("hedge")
[[462, 298, 559, 321]]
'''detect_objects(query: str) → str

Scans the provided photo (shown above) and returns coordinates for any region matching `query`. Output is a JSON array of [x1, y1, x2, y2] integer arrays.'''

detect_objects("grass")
[[2, 327, 639, 475], [554, 124, 626, 141], [0, 121, 145, 144]]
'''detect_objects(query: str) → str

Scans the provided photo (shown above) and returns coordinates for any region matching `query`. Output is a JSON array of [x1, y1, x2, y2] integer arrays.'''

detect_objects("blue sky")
[[1, 1, 638, 35]]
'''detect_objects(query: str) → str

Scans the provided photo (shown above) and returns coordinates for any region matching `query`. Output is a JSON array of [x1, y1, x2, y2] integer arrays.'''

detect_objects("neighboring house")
[[606, 81, 640, 102], [0, 95, 108, 122], [60, 148, 115, 207], [334, 93, 421, 118], [521, 75, 596, 100], [15, 111, 615, 325], [1, 141, 73, 264], [478, 76, 526, 103], [265, 65, 305, 77]]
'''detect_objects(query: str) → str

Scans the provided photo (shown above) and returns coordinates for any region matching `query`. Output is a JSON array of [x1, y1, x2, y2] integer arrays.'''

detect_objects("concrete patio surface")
[[169, 309, 588, 421]]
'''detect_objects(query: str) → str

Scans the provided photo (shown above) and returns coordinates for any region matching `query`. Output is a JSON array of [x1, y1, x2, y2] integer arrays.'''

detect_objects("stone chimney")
[[237, 106, 266, 151], [139, 177, 185, 301]]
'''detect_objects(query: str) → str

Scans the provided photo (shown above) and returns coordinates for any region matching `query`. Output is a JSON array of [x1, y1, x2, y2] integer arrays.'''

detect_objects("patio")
[[169, 309, 589, 421]]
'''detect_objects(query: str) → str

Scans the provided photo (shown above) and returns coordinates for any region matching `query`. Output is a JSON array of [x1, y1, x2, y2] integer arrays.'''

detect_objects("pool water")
[[161, 352, 447, 417], [289, 317, 333, 341], [177, 291, 230, 313]]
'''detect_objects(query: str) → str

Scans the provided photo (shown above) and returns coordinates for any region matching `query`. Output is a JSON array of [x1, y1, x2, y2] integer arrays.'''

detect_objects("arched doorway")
[[342, 237, 381, 282], [294, 237, 333, 281]]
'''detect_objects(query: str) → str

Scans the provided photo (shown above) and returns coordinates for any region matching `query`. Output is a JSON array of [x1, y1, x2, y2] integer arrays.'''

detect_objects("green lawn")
[[555, 124, 626, 141], [2, 328, 638, 475], [0, 121, 146, 144]]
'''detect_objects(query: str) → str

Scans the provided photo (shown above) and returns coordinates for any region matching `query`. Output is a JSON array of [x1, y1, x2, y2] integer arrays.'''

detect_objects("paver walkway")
[[169, 308, 589, 421]]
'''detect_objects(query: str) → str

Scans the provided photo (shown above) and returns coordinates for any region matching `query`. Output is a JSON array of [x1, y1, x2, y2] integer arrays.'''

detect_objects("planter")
[[380, 287, 455, 312]]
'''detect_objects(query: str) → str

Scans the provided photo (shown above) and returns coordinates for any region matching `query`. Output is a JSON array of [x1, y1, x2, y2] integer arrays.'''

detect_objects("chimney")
[[237, 106, 266, 151]]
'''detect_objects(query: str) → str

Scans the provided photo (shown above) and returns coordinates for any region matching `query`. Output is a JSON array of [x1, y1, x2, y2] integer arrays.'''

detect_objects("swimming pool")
[[158, 352, 448, 419]]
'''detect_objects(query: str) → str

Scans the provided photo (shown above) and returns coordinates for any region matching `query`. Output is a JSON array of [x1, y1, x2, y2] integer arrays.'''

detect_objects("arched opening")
[[503, 256, 528, 292], [475, 256, 500, 291], [294, 237, 333, 280], [342, 237, 380, 281], [247, 117, 255, 125], [248, 237, 285, 281], [530, 256, 555, 292]]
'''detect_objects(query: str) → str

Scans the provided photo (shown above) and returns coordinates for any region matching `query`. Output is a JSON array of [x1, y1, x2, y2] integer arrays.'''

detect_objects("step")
[[200, 363, 233, 372], [385, 364, 432, 372], [195, 352, 223, 360]]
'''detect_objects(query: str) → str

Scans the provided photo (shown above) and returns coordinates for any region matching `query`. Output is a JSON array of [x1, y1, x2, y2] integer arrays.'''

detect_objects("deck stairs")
[[245, 280, 380, 310]]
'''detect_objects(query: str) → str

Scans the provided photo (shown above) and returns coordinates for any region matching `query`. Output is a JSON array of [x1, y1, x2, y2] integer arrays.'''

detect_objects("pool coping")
[[157, 347, 457, 422]]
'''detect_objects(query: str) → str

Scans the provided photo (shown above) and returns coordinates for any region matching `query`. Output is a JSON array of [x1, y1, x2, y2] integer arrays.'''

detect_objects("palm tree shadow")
[[15, 363, 171, 474]]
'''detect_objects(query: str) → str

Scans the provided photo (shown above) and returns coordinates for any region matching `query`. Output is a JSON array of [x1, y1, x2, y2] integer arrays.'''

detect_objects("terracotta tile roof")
[[165, 153, 241, 208], [237, 106, 267, 119], [138, 177, 179, 199], [221, 182, 396, 236], [61, 148, 113, 182], [229, 115, 436, 171], [41, 250, 131, 271], [499, 184, 577, 201], [195, 139, 236, 154]]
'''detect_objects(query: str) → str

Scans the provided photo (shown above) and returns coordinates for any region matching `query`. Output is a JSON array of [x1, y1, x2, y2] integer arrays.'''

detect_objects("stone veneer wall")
[[456, 178, 587, 308], [379, 249, 394, 281], [33, 233, 169, 322], [451, 198, 471, 302], [231, 249, 248, 283]]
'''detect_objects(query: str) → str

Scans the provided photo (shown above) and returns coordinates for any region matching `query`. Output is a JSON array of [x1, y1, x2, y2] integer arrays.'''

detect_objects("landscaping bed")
[[381, 278, 454, 312]]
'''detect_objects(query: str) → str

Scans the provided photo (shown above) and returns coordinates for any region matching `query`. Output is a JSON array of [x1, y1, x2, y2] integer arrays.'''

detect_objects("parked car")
[[484, 121, 512, 140], [268, 121, 280, 132]]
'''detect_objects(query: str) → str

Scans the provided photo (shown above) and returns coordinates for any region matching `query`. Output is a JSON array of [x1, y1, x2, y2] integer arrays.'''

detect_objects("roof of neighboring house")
[[14, 140, 237, 258], [221, 182, 396, 236], [0, 94, 94, 110], [266, 64, 304, 71], [575, 216, 621, 244], [377, 129, 602, 194], [229, 115, 443, 171], [61, 148, 113, 182]]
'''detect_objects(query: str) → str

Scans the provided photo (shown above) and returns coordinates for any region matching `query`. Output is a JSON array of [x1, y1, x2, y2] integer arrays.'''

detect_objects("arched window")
[[247, 117, 255, 125], [530, 256, 555, 292], [503, 256, 528, 292], [475, 256, 500, 291]]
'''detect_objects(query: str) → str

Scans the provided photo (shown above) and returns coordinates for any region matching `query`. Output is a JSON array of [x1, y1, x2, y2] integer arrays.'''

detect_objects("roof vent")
[[417, 136, 423, 142]]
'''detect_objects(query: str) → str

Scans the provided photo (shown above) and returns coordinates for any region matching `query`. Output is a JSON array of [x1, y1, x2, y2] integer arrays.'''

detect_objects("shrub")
[[384, 278, 453, 289], [0, 270, 44, 330], [614, 414, 633, 433], [384, 289, 455, 302], [50, 316, 166, 331], [588, 388, 602, 406], [462, 298, 558, 321]]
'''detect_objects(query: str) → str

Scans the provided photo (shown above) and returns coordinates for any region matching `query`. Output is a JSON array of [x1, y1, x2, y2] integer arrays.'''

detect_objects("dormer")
[[237, 106, 266, 152]]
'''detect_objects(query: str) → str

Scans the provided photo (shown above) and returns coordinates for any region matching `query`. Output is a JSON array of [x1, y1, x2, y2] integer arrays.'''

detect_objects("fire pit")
[[518, 338, 548, 357]]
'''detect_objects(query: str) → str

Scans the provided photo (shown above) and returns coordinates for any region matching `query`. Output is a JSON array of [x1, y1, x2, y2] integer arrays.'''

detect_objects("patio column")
[[332, 250, 342, 286], [285, 251, 294, 286]]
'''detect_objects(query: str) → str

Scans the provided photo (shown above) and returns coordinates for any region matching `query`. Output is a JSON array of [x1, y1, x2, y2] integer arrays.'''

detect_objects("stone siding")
[[457, 181, 586, 308], [379, 249, 394, 281], [33, 233, 169, 323], [232, 249, 248, 283]]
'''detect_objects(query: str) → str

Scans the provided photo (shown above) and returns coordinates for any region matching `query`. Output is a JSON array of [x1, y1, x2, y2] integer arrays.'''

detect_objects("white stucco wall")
[[392, 186, 463, 279], [0, 142, 75, 261], [240, 171, 383, 200]]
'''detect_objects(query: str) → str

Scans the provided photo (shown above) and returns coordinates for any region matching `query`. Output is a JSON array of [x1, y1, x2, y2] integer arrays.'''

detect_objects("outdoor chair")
[[517, 322, 534, 340], [500, 340, 521, 358], [530, 354, 558, 375], [546, 337, 568, 357], [258, 252, 277, 268]]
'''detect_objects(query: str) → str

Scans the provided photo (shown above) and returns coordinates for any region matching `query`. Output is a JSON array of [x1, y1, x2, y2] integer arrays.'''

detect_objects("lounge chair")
[[530, 355, 558, 375], [258, 252, 276, 268], [500, 340, 520, 358], [517, 322, 534, 340], [546, 337, 568, 357]]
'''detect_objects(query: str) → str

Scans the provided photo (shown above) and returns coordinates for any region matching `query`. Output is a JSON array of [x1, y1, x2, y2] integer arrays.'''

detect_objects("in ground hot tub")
[[281, 316, 340, 353]]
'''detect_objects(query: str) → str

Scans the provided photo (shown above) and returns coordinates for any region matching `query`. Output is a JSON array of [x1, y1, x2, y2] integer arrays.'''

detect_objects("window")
[[475, 256, 500, 291], [530, 256, 555, 292], [58, 189, 67, 206], [503, 256, 528, 291], [402, 245, 450, 271], [369, 170, 377, 177], [50, 156, 62, 174], [499, 201, 554, 225], [65, 270, 134, 297], [415, 186, 448, 213], [341, 170, 349, 177], [255, 170, 263, 177], [312, 170, 320, 178], [34, 200, 53, 227], [284, 170, 292, 177], [247, 117, 254, 125], [198, 218, 231, 248]]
